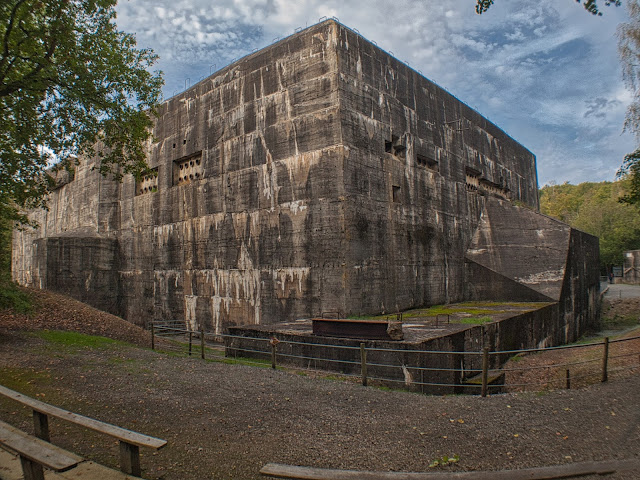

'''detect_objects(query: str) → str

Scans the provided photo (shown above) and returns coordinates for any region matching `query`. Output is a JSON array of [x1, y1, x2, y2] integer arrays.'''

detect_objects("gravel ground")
[[0, 289, 638, 479]]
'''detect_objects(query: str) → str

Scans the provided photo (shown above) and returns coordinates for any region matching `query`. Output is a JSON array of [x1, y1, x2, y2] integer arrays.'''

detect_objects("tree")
[[617, 1, 640, 205], [0, 0, 163, 227], [540, 180, 640, 268], [476, 0, 621, 16], [0, 0, 162, 309]]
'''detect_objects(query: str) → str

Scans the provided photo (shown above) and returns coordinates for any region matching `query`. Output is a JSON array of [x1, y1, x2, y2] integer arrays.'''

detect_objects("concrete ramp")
[[465, 199, 571, 302]]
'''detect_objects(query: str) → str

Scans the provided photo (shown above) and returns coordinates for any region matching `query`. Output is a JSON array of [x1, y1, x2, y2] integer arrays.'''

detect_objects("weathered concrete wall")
[[559, 228, 601, 340], [12, 20, 598, 336], [30, 237, 121, 316], [12, 152, 120, 289], [465, 199, 572, 302], [464, 199, 600, 342], [334, 25, 539, 316]]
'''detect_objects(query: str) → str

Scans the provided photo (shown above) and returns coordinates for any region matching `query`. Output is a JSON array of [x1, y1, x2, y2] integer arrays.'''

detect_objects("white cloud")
[[115, 0, 635, 184]]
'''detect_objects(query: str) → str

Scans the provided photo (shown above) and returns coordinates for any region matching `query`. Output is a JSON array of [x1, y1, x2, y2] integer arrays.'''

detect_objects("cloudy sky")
[[115, 0, 636, 186]]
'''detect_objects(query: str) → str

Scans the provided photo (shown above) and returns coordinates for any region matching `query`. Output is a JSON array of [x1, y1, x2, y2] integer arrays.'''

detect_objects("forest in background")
[[539, 179, 640, 270]]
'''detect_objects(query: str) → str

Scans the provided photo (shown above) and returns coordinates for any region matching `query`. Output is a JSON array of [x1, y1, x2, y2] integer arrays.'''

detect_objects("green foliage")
[[540, 180, 640, 266], [617, 149, 640, 205], [0, 0, 163, 226], [618, 2, 640, 202], [476, 0, 620, 16], [475, 0, 494, 15], [0, 283, 33, 313], [429, 454, 460, 468], [0, 216, 32, 313]]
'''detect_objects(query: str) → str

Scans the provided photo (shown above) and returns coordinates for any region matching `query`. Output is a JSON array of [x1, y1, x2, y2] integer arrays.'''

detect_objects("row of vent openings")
[[136, 168, 158, 196], [466, 168, 510, 199], [385, 137, 438, 172], [175, 154, 204, 185]]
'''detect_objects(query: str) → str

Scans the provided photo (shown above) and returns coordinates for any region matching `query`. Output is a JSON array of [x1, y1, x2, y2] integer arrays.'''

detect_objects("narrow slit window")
[[392, 185, 401, 203]]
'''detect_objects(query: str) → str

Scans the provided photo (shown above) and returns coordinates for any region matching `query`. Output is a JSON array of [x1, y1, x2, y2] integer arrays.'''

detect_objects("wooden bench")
[[0, 384, 167, 477], [0, 420, 81, 480], [260, 459, 640, 480]]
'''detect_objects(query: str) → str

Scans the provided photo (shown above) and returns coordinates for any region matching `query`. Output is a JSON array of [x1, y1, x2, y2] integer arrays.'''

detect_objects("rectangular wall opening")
[[392, 185, 401, 203], [136, 167, 159, 196], [417, 154, 438, 172], [173, 151, 203, 186]]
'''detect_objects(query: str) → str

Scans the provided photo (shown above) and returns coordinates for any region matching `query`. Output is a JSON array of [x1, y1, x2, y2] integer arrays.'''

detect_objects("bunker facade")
[[12, 20, 600, 340]]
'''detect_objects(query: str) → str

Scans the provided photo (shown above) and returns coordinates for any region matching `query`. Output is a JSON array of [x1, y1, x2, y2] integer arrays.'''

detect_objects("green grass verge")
[[349, 301, 551, 321], [452, 316, 494, 325], [30, 330, 130, 352]]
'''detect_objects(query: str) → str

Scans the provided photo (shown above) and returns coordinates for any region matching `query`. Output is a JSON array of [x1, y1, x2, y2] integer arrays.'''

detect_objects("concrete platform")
[[225, 301, 561, 394]]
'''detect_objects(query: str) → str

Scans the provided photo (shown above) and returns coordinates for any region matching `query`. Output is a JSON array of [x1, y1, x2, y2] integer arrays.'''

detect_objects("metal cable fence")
[[149, 320, 640, 395]]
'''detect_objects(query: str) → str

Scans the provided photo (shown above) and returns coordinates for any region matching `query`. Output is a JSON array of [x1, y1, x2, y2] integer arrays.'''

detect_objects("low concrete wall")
[[225, 302, 565, 394]]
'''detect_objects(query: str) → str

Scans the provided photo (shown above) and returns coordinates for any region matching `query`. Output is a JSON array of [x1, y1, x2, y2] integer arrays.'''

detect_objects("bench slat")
[[0, 385, 166, 450], [0, 420, 81, 472], [259, 459, 640, 480]]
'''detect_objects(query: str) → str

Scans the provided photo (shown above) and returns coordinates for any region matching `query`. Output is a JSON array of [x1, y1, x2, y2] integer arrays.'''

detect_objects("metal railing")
[[149, 320, 640, 396]]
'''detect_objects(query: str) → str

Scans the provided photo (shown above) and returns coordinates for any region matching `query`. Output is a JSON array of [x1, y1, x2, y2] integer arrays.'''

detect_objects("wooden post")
[[151, 322, 155, 351], [565, 369, 571, 389], [360, 343, 368, 387], [32, 411, 49, 442], [271, 343, 277, 369], [19, 456, 45, 480], [188, 331, 193, 356], [269, 337, 280, 369], [200, 325, 205, 360], [481, 347, 489, 397], [119, 441, 141, 477], [602, 337, 609, 383]]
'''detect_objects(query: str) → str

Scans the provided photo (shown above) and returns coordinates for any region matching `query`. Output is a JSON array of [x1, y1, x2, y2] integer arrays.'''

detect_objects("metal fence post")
[[602, 337, 609, 383], [360, 343, 368, 386], [481, 347, 489, 397], [151, 322, 155, 351], [565, 369, 571, 389], [188, 331, 193, 356]]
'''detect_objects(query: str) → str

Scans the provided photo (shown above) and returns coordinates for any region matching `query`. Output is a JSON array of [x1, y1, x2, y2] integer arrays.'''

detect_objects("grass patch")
[[0, 366, 52, 395], [349, 302, 552, 321], [452, 316, 493, 325], [210, 355, 273, 368], [601, 314, 639, 330], [31, 330, 129, 353]]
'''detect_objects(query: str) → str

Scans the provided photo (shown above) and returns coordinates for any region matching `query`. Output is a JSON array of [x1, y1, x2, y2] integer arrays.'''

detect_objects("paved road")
[[601, 282, 640, 299]]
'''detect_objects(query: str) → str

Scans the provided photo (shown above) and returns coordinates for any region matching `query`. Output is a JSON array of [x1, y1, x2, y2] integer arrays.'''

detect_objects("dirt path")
[[0, 289, 638, 479], [0, 329, 637, 480]]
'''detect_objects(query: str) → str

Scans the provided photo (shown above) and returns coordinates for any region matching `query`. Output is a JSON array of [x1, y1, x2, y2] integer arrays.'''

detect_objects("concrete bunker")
[[12, 20, 600, 386]]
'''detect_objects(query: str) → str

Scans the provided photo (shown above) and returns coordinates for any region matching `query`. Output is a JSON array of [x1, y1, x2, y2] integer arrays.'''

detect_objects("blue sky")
[[115, 0, 636, 186]]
